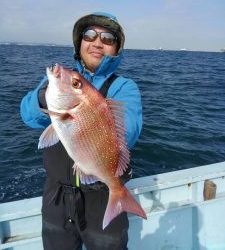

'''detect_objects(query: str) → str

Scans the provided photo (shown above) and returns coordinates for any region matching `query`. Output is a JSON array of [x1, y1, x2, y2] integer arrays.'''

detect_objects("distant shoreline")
[[0, 42, 223, 53]]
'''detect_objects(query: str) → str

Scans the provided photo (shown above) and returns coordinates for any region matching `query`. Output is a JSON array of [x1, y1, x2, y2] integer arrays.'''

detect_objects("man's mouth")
[[89, 51, 104, 58]]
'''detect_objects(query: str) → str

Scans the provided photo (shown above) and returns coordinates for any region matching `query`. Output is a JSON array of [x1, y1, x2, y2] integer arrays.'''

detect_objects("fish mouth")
[[47, 63, 61, 78]]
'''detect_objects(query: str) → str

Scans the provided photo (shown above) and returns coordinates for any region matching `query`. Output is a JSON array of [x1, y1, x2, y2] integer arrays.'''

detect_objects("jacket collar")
[[75, 51, 123, 79]]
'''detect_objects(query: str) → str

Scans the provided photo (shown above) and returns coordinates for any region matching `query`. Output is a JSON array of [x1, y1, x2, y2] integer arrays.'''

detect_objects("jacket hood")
[[73, 12, 125, 59]]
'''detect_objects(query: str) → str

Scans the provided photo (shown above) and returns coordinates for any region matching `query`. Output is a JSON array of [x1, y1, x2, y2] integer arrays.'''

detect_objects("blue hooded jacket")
[[20, 13, 142, 149]]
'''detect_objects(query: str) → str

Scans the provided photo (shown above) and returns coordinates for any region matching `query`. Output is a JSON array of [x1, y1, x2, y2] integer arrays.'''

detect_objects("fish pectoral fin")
[[40, 108, 73, 121], [40, 108, 62, 117], [73, 164, 99, 185], [38, 124, 59, 149], [66, 109, 78, 120]]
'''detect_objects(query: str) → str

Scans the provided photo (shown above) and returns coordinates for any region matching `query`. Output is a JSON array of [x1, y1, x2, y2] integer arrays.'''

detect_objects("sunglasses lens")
[[100, 32, 116, 45], [83, 29, 97, 42], [83, 29, 116, 45]]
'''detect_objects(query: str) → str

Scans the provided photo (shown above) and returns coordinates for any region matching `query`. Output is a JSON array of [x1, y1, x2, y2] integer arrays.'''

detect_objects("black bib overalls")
[[39, 74, 131, 250]]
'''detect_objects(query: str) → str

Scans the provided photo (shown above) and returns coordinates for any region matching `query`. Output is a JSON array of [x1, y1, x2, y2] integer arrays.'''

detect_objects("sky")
[[1, 0, 225, 52]]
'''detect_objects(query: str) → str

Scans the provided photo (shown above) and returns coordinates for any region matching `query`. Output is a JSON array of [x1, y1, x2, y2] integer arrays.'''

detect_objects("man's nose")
[[92, 36, 103, 47]]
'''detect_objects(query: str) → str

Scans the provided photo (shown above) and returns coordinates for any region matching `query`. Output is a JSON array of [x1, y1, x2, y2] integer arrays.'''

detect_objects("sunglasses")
[[82, 29, 117, 46]]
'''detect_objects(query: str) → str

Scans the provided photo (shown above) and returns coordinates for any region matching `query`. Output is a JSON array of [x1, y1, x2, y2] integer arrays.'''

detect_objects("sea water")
[[0, 44, 225, 202]]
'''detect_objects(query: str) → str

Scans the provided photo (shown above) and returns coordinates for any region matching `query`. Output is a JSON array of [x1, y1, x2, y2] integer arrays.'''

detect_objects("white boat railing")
[[1, 161, 225, 250]]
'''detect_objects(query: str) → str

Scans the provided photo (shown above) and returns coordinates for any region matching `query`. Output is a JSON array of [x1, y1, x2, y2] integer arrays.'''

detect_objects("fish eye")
[[72, 77, 82, 89]]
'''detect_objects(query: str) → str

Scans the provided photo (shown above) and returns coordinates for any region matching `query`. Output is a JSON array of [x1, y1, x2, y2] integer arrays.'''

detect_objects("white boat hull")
[[1, 161, 225, 250]]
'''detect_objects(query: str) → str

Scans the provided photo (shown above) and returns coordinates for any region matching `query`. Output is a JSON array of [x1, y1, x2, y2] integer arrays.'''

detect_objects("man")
[[20, 12, 142, 250]]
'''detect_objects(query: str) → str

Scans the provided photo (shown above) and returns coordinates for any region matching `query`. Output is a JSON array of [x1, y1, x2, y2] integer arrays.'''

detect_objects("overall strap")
[[98, 74, 118, 98]]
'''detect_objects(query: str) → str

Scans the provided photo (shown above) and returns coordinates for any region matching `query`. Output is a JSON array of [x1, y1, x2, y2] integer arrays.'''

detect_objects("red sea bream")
[[38, 64, 147, 229]]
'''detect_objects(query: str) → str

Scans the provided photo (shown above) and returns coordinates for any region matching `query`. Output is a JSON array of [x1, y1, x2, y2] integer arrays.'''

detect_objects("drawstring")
[[74, 186, 86, 231], [48, 184, 63, 205], [76, 173, 80, 187], [49, 182, 86, 231], [74, 174, 86, 231]]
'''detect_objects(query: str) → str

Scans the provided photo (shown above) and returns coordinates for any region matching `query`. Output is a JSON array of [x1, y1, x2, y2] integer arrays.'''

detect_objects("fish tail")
[[103, 186, 147, 230]]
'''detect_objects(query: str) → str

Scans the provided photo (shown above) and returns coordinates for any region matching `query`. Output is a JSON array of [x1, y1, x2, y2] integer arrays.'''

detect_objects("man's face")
[[80, 26, 118, 73]]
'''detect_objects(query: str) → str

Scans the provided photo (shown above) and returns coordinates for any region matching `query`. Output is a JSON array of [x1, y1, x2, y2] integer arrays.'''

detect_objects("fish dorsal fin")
[[38, 124, 60, 149], [106, 99, 130, 177]]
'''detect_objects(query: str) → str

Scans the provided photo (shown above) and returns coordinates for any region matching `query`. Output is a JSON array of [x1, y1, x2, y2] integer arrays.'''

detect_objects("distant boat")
[[221, 48, 225, 52], [180, 48, 187, 51]]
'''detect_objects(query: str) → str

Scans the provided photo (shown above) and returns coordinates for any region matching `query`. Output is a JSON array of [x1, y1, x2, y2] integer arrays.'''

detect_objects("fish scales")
[[82, 99, 118, 180], [76, 100, 118, 176]]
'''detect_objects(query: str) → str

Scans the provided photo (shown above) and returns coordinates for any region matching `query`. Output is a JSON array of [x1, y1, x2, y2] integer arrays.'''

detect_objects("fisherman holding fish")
[[21, 12, 145, 250]]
